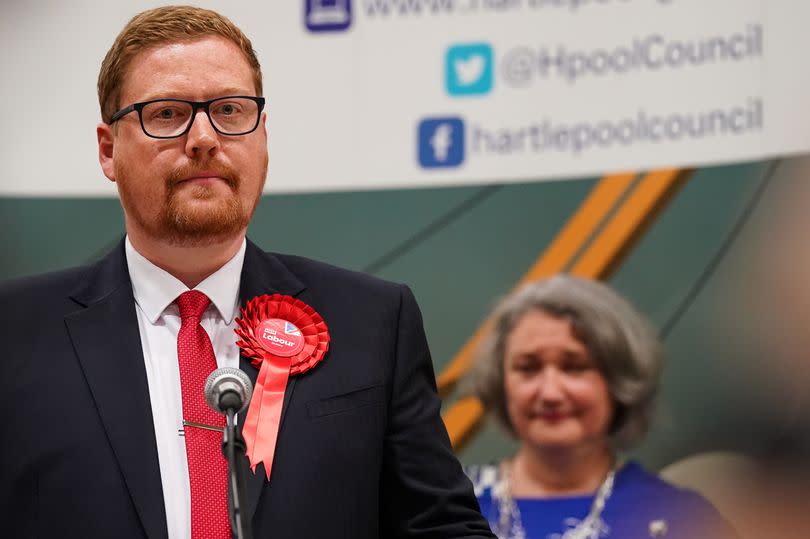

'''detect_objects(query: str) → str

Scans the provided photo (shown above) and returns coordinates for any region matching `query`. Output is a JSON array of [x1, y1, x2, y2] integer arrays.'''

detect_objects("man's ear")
[[97, 122, 116, 182]]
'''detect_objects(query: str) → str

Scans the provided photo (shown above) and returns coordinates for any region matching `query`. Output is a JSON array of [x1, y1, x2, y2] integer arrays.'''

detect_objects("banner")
[[1, 0, 807, 195]]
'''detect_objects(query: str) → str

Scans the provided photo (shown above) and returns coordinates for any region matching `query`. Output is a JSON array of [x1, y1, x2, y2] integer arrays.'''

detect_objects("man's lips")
[[181, 172, 224, 180], [176, 173, 231, 186]]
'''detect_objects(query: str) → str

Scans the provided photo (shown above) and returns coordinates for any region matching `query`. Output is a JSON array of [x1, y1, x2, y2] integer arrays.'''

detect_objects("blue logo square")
[[445, 43, 493, 97], [418, 117, 465, 169], [305, 0, 352, 33]]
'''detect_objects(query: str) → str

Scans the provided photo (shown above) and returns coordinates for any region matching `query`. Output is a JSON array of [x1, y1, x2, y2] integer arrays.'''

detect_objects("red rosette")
[[235, 294, 329, 375], [234, 294, 330, 479]]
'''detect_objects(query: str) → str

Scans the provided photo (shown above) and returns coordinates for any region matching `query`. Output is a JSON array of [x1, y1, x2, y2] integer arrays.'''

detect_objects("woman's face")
[[503, 309, 614, 453]]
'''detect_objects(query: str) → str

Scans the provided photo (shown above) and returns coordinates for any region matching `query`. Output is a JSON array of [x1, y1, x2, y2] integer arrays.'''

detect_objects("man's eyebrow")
[[133, 89, 257, 102]]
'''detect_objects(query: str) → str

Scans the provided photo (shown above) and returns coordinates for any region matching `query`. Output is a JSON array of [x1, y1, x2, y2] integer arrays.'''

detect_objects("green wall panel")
[[0, 162, 776, 470]]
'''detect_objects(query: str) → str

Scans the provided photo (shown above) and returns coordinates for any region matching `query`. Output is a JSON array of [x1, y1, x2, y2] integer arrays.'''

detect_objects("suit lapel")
[[237, 240, 306, 519], [65, 241, 168, 539]]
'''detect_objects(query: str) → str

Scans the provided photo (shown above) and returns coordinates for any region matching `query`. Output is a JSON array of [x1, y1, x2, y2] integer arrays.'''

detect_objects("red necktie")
[[176, 290, 232, 539]]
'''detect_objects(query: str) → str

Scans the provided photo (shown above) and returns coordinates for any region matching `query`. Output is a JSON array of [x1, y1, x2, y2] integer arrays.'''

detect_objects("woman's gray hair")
[[463, 274, 663, 450]]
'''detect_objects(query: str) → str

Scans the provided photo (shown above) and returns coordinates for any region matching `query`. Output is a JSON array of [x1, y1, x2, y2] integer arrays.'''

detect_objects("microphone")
[[204, 367, 254, 539], [204, 367, 253, 415]]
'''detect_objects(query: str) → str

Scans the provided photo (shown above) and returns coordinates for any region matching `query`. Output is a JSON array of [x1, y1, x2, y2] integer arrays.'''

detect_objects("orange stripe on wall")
[[442, 169, 691, 450], [571, 169, 691, 279], [437, 172, 637, 398]]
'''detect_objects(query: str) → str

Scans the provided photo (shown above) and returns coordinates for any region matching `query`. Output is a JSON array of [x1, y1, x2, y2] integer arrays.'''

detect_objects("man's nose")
[[184, 109, 220, 158]]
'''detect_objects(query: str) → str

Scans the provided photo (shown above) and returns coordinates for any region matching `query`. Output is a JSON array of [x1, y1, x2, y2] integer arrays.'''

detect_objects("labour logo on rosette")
[[257, 319, 305, 357], [235, 294, 330, 479]]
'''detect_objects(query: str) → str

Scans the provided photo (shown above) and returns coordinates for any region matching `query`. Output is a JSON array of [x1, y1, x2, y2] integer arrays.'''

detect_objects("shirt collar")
[[125, 236, 246, 324]]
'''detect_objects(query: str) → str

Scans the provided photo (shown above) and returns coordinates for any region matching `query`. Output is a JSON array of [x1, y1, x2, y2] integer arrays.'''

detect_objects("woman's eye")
[[563, 362, 589, 373], [513, 362, 538, 373]]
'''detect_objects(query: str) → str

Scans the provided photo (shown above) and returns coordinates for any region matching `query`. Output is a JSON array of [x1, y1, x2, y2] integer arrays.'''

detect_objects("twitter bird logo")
[[455, 55, 486, 86], [446, 43, 493, 96]]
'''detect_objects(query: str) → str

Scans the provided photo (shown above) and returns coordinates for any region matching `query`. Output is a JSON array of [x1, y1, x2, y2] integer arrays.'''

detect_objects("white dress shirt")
[[125, 236, 246, 539]]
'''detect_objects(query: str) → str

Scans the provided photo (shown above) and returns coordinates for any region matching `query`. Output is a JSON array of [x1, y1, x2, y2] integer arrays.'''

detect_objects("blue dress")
[[466, 461, 737, 539]]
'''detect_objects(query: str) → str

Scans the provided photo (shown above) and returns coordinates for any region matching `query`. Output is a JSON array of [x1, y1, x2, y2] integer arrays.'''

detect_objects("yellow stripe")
[[441, 169, 691, 449], [521, 172, 638, 281], [436, 172, 636, 398], [442, 396, 485, 451], [571, 169, 691, 279], [439, 173, 637, 447]]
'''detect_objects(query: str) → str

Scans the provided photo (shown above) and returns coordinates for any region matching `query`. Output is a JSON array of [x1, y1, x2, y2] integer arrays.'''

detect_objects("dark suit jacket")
[[0, 239, 494, 539]]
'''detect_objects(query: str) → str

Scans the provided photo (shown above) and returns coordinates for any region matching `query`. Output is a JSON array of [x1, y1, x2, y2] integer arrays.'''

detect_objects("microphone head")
[[204, 367, 253, 414]]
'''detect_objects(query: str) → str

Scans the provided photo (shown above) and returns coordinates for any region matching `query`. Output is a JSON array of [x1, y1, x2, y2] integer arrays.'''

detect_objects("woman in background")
[[463, 275, 735, 539]]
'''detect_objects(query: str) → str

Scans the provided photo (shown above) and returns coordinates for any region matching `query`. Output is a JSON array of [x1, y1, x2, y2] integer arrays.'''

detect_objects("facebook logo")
[[305, 0, 352, 33], [418, 117, 465, 169]]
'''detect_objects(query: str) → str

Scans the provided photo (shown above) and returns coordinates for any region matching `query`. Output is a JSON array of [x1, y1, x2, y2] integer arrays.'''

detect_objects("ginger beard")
[[114, 157, 266, 247]]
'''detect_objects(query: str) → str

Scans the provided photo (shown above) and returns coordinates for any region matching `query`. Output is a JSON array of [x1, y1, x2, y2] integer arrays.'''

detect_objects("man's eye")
[[215, 103, 243, 116], [152, 107, 184, 120]]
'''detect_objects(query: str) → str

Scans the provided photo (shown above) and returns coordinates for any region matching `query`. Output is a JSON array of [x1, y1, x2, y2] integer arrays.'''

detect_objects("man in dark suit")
[[0, 6, 494, 539]]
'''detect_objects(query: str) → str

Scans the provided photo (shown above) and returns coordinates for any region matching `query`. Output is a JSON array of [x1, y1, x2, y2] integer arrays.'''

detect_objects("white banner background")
[[1, 0, 808, 196]]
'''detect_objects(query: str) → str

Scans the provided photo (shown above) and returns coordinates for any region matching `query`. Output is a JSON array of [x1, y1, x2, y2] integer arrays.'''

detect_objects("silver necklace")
[[491, 460, 617, 539]]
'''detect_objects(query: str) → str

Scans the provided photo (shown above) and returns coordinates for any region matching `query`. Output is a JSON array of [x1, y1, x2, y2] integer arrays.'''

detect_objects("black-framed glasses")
[[109, 95, 265, 139]]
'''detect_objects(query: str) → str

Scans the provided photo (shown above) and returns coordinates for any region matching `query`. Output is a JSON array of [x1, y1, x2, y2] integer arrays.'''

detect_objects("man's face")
[[97, 36, 268, 247]]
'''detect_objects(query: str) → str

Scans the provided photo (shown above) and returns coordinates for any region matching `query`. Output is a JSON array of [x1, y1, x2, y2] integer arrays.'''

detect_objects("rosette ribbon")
[[235, 294, 330, 479]]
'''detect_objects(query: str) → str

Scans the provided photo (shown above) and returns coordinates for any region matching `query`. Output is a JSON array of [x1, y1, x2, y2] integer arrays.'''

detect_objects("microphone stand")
[[223, 409, 252, 539]]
